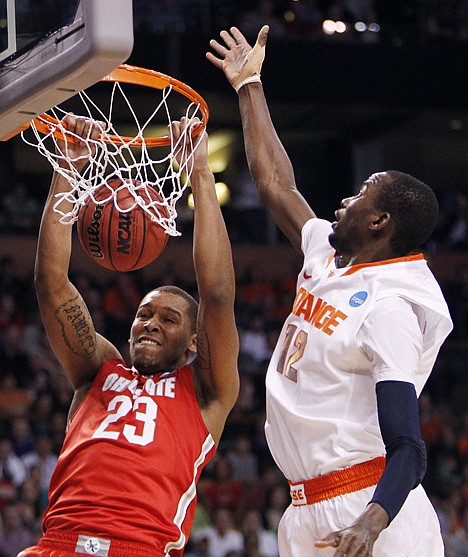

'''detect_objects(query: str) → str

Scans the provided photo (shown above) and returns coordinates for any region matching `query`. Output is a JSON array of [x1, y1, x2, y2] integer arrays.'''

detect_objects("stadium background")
[[0, 1, 467, 554]]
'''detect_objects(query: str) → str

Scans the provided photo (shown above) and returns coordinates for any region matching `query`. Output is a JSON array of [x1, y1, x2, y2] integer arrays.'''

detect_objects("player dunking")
[[207, 26, 453, 557], [19, 115, 239, 556]]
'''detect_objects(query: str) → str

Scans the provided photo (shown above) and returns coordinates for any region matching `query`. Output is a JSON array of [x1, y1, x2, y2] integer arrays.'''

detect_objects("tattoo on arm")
[[194, 325, 216, 405], [54, 295, 96, 358]]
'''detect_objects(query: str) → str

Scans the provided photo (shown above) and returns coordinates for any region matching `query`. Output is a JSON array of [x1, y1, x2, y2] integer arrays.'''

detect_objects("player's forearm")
[[238, 83, 296, 204], [191, 169, 235, 304], [370, 380, 427, 522], [35, 172, 74, 290]]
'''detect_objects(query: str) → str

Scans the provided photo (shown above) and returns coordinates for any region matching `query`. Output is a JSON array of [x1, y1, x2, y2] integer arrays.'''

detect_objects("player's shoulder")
[[301, 218, 333, 255]]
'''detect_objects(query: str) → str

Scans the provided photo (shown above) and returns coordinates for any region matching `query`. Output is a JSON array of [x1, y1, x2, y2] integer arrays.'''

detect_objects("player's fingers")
[[220, 29, 237, 49], [89, 120, 105, 141], [206, 51, 224, 69], [74, 116, 87, 135], [257, 24, 270, 46], [72, 117, 90, 146], [314, 532, 341, 548], [230, 26, 251, 47], [169, 120, 181, 142], [62, 113, 76, 130], [208, 39, 229, 58], [184, 116, 201, 134]]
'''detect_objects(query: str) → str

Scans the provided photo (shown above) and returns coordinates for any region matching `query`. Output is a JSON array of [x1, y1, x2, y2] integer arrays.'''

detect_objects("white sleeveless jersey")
[[265, 218, 452, 483]]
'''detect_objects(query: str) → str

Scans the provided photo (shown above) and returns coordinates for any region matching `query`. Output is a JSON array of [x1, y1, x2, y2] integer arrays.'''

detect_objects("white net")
[[21, 79, 207, 237]]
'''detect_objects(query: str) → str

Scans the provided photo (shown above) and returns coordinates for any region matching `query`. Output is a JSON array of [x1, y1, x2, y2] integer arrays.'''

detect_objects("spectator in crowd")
[[21, 434, 58, 494], [1, 182, 40, 234], [0, 503, 34, 557], [193, 507, 244, 557], [201, 455, 246, 519], [241, 509, 279, 557], [434, 190, 468, 251], [15, 477, 43, 533], [0, 438, 27, 509], [101, 273, 143, 351], [185, 534, 214, 557], [262, 481, 290, 534], [239, 313, 272, 365], [10, 418, 35, 458], [447, 506, 468, 557], [226, 434, 259, 484]]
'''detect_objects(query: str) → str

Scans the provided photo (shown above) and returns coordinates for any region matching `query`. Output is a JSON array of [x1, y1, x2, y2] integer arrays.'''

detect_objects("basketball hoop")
[[22, 64, 210, 237]]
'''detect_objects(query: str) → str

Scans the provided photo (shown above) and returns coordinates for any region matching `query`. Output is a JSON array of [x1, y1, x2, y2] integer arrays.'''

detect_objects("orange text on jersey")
[[292, 287, 348, 335]]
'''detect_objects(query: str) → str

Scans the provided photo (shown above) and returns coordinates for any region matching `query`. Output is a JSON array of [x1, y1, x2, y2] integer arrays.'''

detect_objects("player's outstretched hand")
[[207, 25, 269, 92], [170, 116, 208, 173]]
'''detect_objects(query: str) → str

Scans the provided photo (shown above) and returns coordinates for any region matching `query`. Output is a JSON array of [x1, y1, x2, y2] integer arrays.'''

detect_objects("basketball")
[[77, 178, 169, 272]]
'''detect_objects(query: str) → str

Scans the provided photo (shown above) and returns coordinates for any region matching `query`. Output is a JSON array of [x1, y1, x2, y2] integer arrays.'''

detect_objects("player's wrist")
[[230, 40, 266, 92], [189, 167, 215, 189], [360, 502, 390, 532], [235, 75, 262, 93]]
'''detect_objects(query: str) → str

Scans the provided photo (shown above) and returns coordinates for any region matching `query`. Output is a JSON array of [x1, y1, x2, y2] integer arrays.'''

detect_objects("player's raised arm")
[[35, 115, 120, 390], [170, 117, 239, 445], [207, 25, 315, 252]]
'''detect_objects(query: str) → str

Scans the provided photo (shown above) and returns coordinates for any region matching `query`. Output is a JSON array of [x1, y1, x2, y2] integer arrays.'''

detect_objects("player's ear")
[[370, 211, 390, 230], [186, 334, 197, 364], [188, 333, 197, 352]]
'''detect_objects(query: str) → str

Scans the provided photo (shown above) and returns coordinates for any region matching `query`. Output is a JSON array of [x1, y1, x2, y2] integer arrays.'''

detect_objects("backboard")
[[0, 0, 134, 140]]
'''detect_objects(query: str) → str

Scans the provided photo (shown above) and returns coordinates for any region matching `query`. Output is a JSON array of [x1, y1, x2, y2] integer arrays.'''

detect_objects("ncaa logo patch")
[[349, 291, 368, 307]]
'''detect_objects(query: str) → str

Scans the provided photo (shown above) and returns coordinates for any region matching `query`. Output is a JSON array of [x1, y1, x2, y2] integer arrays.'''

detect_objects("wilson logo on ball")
[[86, 204, 105, 260], [77, 178, 169, 272]]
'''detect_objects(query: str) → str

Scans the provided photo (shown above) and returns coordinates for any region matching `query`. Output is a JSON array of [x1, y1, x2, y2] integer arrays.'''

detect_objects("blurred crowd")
[[0, 212, 468, 554], [10, 0, 468, 49], [0, 1, 467, 555], [130, 0, 468, 46]]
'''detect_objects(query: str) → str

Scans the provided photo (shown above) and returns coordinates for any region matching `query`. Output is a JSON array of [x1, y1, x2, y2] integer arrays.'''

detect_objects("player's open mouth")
[[138, 337, 161, 346]]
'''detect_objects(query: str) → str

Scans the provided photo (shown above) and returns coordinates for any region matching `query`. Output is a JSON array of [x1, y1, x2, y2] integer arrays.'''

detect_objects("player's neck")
[[335, 246, 399, 268], [335, 254, 356, 268]]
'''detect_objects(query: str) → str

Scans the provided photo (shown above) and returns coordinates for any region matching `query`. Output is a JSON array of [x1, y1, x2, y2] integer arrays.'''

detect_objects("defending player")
[[207, 25, 453, 557], [20, 115, 239, 555]]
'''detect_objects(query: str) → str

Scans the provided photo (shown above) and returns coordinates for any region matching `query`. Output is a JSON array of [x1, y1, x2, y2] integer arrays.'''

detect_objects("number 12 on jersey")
[[276, 324, 308, 382]]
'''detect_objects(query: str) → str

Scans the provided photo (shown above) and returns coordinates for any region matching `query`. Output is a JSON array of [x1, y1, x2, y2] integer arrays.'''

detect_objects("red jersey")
[[43, 359, 216, 554]]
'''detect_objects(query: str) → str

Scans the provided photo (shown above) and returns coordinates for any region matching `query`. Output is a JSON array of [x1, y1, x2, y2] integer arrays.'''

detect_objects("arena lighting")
[[187, 182, 231, 208], [284, 10, 295, 23], [336, 21, 347, 33], [355, 21, 367, 32], [207, 131, 236, 173], [322, 20, 347, 34], [322, 19, 336, 34]]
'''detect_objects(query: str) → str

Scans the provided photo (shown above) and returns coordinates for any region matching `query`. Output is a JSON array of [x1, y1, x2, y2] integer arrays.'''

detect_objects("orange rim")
[[31, 64, 209, 146]]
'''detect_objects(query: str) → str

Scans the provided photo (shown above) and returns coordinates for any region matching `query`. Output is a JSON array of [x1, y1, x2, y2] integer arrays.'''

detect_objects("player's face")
[[129, 290, 196, 375], [329, 173, 386, 255]]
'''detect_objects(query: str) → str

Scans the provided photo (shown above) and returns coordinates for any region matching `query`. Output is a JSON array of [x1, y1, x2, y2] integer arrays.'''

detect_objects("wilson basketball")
[[77, 179, 169, 271]]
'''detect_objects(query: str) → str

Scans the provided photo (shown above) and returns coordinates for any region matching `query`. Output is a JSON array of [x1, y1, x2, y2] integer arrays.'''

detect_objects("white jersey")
[[265, 218, 452, 482]]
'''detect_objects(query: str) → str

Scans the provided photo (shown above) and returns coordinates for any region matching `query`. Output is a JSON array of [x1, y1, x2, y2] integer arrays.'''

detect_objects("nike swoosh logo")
[[303, 271, 312, 280]]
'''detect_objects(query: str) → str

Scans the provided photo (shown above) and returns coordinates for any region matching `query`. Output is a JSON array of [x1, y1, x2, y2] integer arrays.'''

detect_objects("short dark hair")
[[375, 171, 439, 255], [151, 285, 198, 333]]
